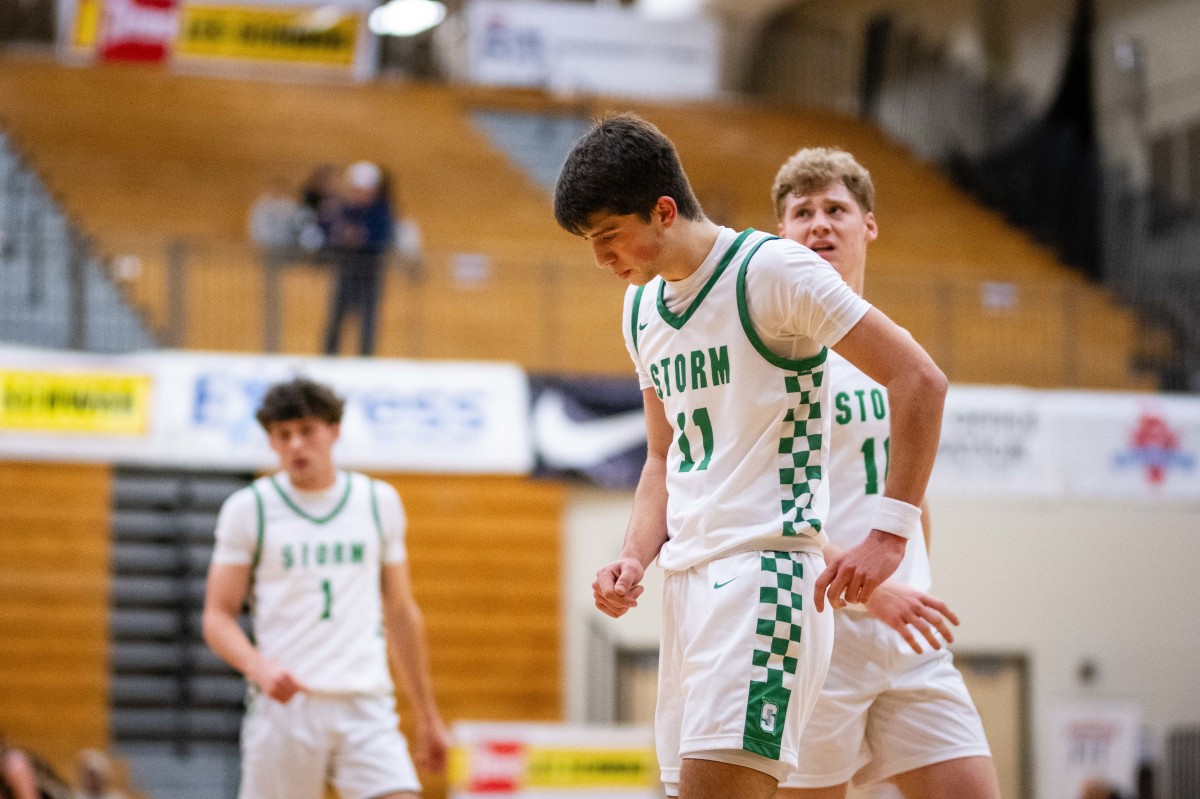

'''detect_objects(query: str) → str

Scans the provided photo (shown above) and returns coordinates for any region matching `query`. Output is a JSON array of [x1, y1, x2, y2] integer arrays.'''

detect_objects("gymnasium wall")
[[563, 487, 1200, 799], [0, 461, 113, 775], [0, 460, 565, 796]]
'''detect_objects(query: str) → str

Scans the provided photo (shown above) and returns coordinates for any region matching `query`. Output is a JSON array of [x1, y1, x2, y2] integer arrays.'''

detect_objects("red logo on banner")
[[100, 0, 179, 63], [468, 740, 527, 793], [1114, 411, 1195, 485]]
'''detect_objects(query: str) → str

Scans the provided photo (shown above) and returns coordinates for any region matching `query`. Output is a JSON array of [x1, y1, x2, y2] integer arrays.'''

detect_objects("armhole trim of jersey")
[[630, 285, 646, 354], [736, 235, 829, 373], [249, 482, 265, 571], [368, 477, 385, 549]]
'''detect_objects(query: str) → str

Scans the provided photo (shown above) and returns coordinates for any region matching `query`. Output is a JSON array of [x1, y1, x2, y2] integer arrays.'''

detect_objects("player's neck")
[[286, 465, 339, 492], [658, 217, 721, 282]]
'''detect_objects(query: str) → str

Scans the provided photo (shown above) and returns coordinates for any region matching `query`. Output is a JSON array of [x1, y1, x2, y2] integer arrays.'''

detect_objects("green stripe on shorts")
[[742, 552, 805, 760]]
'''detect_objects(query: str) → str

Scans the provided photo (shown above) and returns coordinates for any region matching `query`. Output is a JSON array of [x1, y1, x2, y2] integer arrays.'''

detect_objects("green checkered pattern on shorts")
[[742, 551, 806, 760], [778, 367, 824, 536]]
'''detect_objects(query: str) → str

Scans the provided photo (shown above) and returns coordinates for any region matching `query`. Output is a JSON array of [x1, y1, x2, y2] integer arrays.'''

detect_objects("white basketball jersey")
[[212, 470, 405, 694], [626, 229, 865, 571], [826, 351, 931, 591]]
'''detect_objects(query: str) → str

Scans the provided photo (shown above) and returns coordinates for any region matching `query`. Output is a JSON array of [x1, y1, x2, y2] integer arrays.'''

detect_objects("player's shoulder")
[[359, 473, 403, 506], [744, 234, 835, 279], [221, 480, 266, 512]]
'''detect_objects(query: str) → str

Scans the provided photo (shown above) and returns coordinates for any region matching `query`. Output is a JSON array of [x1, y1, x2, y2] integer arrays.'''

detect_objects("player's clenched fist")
[[593, 558, 647, 618], [248, 657, 307, 703]]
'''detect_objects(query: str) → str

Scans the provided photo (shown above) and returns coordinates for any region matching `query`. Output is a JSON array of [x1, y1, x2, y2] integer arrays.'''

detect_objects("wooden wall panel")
[[369, 474, 565, 798], [0, 461, 112, 776]]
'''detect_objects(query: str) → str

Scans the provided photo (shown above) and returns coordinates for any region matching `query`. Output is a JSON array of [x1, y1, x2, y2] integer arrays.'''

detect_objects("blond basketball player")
[[772, 148, 999, 799], [554, 114, 947, 799], [202, 377, 450, 799]]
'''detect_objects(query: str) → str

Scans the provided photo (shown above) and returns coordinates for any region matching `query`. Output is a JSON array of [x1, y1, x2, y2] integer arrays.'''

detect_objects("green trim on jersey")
[[742, 552, 806, 760], [735, 236, 829, 373], [778, 373, 825, 536], [630, 284, 646, 354], [249, 483, 266, 570], [269, 471, 353, 524], [657, 228, 754, 330], [368, 478, 385, 548]]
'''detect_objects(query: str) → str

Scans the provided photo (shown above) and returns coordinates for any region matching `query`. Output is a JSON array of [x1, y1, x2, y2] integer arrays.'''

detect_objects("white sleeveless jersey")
[[624, 228, 868, 571], [211, 470, 406, 694], [826, 351, 931, 591]]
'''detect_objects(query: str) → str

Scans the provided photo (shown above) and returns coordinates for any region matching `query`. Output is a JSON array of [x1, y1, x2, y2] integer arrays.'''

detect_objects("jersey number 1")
[[676, 408, 714, 472], [861, 436, 890, 495], [320, 579, 333, 620]]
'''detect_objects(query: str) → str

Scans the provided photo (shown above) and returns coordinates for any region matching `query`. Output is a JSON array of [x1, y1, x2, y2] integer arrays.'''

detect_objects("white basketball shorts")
[[780, 609, 991, 789], [656, 550, 833, 795], [239, 691, 421, 799]]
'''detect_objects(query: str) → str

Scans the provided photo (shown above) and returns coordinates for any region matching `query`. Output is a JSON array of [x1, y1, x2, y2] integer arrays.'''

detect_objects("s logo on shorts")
[[760, 701, 778, 733]]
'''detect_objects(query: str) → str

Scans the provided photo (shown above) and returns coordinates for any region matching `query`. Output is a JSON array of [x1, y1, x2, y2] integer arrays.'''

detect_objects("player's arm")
[[381, 562, 450, 774], [593, 387, 672, 619], [202, 562, 306, 702], [818, 307, 947, 608], [921, 498, 932, 552]]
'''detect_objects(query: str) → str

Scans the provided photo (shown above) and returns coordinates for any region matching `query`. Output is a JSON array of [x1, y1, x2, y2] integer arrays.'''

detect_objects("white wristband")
[[870, 497, 921, 540]]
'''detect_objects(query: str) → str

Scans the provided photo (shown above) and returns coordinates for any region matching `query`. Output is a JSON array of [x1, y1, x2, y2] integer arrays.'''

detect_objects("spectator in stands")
[[248, 178, 303, 251], [322, 161, 394, 357], [71, 750, 125, 799], [299, 163, 340, 253]]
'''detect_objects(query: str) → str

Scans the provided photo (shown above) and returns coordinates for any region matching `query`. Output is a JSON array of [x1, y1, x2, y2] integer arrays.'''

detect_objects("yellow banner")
[[0, 369, 152, 435], [177, 5, 359, 65], [450, 744, 657, 791], [72, 0, 103, 48], [524, 748, 656, 788]]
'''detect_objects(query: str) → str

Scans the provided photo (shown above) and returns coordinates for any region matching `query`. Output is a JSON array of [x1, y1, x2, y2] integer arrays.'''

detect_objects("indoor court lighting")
[[368, 0, 447, 36]]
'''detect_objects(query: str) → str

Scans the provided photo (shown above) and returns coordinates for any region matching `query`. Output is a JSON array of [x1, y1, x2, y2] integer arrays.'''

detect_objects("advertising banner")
[[1043, 701, 1141, 799], [465, 0, 719, 100], [152, 351, 532, 473], [57, 0, 376, 78], [0, 347, 532, 474], [450, 722, 657, 798], [929, 386, 1061, 497], [176, 4, 362, 67], [98, 0, 179, 62], [1053, 392, 1200, 500], [0, 347, 158, 463]]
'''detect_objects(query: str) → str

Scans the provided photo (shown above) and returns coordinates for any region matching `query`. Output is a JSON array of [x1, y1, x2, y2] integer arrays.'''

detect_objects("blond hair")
[[771, 147, 875, 219]]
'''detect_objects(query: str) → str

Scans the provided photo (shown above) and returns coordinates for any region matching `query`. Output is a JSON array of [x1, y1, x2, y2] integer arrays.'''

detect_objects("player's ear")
[[864, 211, 879, 242], [654, 196, 678, 228]]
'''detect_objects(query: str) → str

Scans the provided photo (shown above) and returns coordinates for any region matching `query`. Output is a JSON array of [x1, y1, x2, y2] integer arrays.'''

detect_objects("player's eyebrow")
[[583, 222, 620, 240]]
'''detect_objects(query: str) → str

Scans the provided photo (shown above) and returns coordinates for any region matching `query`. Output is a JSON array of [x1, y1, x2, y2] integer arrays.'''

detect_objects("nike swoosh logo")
[[638, 321, 649, 330], [532, 389, 647, 469], [713, 578, 739, 589]]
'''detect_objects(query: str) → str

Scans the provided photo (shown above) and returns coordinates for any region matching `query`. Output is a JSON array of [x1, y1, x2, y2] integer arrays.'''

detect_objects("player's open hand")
[[864, 582, 959, 653], [414, 715, 452, 774], [593, 557, 646, 618], [249, 658, 306, 703], [815, 530, 906, 611]]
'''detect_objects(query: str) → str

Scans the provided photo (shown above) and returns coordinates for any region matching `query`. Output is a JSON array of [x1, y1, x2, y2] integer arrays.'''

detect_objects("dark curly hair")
[[255, 377, 345, 429]]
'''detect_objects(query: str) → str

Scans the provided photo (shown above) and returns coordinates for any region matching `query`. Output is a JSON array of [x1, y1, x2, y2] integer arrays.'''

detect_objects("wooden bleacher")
[[0, 53, 1150, 387]]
